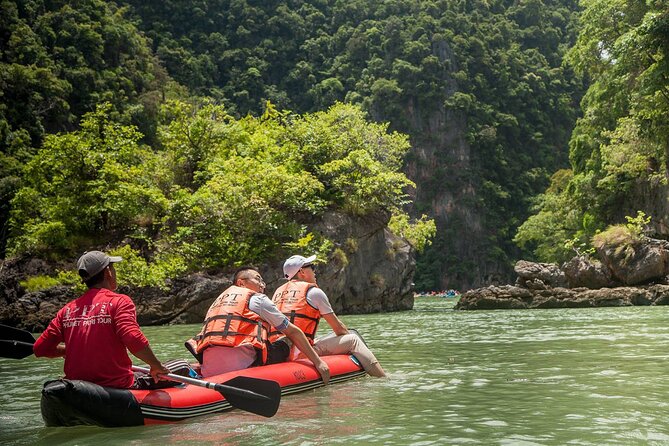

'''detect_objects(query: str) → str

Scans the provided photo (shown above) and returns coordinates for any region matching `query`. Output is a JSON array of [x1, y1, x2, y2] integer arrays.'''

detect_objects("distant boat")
[[414, 290, 460, 298]]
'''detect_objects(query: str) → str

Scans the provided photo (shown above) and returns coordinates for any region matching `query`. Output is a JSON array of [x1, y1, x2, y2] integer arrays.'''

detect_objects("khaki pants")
[[294, 333, 381, 373]]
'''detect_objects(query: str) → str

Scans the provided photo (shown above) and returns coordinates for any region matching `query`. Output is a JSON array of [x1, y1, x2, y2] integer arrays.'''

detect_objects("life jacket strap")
[[289, 312, 320, 323]]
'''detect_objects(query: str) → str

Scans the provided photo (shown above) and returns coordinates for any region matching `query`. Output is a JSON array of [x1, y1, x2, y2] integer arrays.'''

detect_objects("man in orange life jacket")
[[193, 266, 330, 383], [271, 255, 386, 377]]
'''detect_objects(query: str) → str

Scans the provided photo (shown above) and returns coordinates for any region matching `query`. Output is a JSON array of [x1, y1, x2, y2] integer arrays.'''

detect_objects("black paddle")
[[0, 324, 281, 417], [0, 324, 37, 359]]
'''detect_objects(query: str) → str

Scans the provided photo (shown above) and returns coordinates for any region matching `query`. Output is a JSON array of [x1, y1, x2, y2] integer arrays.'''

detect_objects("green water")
[[3, 297, 669, 445]]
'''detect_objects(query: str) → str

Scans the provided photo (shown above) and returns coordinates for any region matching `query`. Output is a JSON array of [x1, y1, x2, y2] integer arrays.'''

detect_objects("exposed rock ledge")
[[454, 284, 669, 310], [1, 210, 415, 331], [455, 236, 669, 310]]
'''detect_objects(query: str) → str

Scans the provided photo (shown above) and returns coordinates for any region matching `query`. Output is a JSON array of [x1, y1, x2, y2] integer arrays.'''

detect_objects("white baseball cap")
[[283, 255, 317, 280]]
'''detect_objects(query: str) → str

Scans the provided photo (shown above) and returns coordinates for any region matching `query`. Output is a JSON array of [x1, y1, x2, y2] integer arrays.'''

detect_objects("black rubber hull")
[[41, 379, 144, 427]]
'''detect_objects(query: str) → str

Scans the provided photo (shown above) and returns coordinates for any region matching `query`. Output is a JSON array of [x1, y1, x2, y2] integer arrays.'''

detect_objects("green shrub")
[[388, 212, 436, 253], [20, 275, 60, 292], [370, 273, 385, 288], [20, 270, 84, 293], [385, 248, 396, 261], [109, 245, 153, 286], [110, 245, 187, 291], [283, 232, 334, 262], [332, 248, 349, 268], [592, 211, 652, 253]]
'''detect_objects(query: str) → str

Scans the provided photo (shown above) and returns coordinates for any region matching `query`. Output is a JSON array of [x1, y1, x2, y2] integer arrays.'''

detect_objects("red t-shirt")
[[33, 288, 150, 388]]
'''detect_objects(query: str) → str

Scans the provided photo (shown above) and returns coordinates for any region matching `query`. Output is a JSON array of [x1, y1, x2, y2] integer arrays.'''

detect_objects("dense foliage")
[[8, 101, 426, 286], [118, 0, 584, 288], [2, 0, 588, 289], [0, 0, 179, 256], [515, 0, 669, 263]]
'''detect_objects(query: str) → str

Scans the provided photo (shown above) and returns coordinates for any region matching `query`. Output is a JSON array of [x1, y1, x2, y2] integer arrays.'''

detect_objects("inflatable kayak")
[[40, 354, 365, 427]]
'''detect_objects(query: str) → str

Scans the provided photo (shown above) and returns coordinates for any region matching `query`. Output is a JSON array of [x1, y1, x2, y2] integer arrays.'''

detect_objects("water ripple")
[[3, 301, 669, 445]]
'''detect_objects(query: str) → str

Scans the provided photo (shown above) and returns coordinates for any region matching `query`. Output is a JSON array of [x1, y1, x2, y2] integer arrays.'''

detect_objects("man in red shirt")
[[33, 251, 170, 388]]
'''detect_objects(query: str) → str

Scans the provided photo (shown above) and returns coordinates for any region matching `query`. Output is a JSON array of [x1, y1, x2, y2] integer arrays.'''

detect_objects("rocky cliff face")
[[0, 210, 415, 331], [402, 106, 514, 291], [368, 36, 503, 292], [620, 182, 669, 237], [310, 210, 415, 314]]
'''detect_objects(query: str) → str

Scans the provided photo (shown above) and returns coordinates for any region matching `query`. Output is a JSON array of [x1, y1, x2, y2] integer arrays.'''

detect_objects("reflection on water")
[[3, 298, 669, 445]]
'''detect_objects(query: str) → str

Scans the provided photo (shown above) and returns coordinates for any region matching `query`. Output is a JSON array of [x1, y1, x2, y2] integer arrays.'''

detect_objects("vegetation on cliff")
[[515, 0, 669, 263], [117, 0, 584, 289], [0, 0, 181, 257], [8, 100, 432, 288], [2, 0, 592, 289]]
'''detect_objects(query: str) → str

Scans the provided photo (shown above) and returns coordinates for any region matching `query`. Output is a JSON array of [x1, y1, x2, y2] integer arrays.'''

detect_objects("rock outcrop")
[[455, 236, 669, 310], [562, 256, 616, 289], [514, 260, 567, 289], [0, 210, 415, 331], [455, 284, 665, 310], [596, 237, 669, 285], [311, 210, 415, 314]]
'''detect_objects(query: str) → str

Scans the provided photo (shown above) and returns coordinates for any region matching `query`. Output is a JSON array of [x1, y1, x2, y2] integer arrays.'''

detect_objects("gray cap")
[[77, 251, 122, 280], [283, 254, 317, 280]]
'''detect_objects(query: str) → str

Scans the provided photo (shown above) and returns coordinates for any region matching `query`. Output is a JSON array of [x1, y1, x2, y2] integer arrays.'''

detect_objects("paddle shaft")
[[131, 366, 271, 401]]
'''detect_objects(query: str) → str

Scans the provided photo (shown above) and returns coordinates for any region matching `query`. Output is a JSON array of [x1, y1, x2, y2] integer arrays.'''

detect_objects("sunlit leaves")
[[8, 100, 419, 277], [8, 103, 168, 255], [320, 149, 414, 215], [388, 212, 437, 253]]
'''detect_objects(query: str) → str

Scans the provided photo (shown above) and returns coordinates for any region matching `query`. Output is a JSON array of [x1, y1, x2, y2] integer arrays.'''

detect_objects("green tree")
[[158, 101, 422, 269], [518, 0, 669, 262], [8, 104, 168, 256], [0, 0, 177, 256]]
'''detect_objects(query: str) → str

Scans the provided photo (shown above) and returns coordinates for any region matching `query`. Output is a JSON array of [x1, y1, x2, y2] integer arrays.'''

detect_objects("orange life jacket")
[[270, 281, 320, 343], [194, 285, 269, 364]]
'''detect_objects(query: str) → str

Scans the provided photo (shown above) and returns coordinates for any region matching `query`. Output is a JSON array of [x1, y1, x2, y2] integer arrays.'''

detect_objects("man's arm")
[[116, 297, 170, 382], [113, 296, 151, 353], [33, 341, 66, 358], [132, 345, 170, 382], [307, 288, 348, 336], [33, 316, 66, 358], [282, 323, 330, 384], [321, 312, 349, 336]]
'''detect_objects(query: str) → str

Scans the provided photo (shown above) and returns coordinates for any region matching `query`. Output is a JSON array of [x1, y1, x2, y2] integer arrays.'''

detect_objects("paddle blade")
[[0, 340, 35, 359], [216, 376, 281, 417], [0, 324, 36, 344]]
